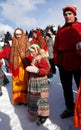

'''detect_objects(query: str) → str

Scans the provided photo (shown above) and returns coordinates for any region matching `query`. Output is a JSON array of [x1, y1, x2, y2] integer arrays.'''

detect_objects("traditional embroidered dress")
[[9, 28, 29, 105]]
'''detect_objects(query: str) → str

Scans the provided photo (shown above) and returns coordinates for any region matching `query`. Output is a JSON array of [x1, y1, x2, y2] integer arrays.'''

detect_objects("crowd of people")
[[0, 4, 81, 129]]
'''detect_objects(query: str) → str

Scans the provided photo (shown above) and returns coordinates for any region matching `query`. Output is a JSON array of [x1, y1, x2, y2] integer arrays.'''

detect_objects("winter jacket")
[[46, 38, 54, 59], [2, 44, 11, 59]]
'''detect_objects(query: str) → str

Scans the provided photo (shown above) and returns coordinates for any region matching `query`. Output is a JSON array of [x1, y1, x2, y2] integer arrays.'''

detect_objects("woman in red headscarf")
[[30, 29, 49, 57], [9, 28, 29, 105]]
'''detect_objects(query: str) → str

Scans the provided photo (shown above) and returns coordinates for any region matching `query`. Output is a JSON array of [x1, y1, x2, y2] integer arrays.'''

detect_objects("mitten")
[[26, 65, 39, 73]]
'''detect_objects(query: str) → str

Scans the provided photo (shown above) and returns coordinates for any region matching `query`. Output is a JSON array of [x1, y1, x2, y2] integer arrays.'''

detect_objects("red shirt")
[[54, 21, 81, 71], [35, 57, 50, 75]]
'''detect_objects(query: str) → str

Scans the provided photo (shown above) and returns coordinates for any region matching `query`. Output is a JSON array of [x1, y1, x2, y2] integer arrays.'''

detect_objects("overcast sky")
[[0, 0, 81, 34]]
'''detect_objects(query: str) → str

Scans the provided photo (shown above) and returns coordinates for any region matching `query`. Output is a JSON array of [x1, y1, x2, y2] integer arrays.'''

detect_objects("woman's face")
[[15, 30, 22, 38], [16, 34, 22, 38], [32, 32, 37, 38], [46, 36, 49, 41], [64, 11, 75, 23]]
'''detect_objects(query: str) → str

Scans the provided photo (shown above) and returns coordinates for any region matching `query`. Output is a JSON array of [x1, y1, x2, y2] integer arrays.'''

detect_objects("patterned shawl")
[[9, 28, 29, 77]]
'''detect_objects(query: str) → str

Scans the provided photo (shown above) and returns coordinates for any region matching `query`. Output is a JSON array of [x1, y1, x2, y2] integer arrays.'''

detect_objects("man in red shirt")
[[54, 5, 81, 119]]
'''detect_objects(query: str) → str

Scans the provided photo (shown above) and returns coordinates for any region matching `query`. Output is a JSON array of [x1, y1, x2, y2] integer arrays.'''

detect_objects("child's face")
[[31, 51, 37, 57], [32, 32, 37, 38], [46, 36, 49, 41]]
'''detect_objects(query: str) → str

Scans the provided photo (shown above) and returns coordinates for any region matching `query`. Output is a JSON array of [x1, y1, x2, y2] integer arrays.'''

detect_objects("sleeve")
[[38, 36, 48, 51], [36, 58, 50, 75], [0, 59, 3, 67], [53, 32, 60, 65], [2, 48, 11, 59]]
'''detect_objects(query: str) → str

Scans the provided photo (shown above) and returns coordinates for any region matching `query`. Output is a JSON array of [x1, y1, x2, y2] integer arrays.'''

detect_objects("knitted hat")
[[63, 5, 77, 15]]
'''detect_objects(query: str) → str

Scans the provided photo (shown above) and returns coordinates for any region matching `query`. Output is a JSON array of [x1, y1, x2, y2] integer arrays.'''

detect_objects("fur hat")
[[63, 5, 77, 15]]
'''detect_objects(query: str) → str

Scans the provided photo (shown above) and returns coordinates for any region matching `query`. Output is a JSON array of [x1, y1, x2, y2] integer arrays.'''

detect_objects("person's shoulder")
[[56, 26, 64, 34], [73, 21, 81, 25], [75, 21, 81, 25], [73, 21, 81, 28]]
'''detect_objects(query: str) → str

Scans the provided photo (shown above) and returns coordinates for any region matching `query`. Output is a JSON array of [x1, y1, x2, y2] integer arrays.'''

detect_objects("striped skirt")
[[27, 75, 50, 118], [0, 67, 4, 86]]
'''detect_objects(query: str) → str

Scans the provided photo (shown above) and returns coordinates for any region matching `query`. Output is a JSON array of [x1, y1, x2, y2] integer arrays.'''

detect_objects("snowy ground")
[[0, 63, 78, 130]]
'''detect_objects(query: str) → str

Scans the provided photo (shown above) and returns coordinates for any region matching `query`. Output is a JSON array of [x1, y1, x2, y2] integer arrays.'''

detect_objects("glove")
[[76, 42, 81, 50], [26, 65, 39, 73]]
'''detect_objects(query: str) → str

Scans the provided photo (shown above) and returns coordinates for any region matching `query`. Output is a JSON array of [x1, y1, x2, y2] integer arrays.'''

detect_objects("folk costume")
[[54, 5, 81, 119], [26, 44, 50, 125], [30, 29, 49, 57], [74, 79, 81, 129], [74, 42, 81, 129], [9, 28, 29, 105], [2, 41, 11, 73], [0, 46, 9, 96]]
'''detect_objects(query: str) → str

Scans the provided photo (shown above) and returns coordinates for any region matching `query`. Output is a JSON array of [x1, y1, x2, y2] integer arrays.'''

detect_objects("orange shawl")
[[9, 28, 28, 77], [74, 78, 81, 128]]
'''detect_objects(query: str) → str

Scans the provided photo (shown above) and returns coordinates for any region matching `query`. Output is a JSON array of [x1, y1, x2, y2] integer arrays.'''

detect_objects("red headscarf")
[[30, 29, 48, 51]]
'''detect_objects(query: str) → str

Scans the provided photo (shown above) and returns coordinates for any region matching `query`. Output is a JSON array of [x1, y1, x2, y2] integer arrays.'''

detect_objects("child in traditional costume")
[[26, 44, 50, 125]]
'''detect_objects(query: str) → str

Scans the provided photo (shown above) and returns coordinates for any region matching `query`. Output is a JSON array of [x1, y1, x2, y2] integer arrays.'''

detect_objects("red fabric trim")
[[9, 62, 19, 77], [0, 62, 3, 67], [13, 67, 19, 77]]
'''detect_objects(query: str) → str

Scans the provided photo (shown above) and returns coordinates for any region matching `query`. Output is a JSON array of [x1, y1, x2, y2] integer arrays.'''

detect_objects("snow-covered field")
[[0, 64, 78, 130]]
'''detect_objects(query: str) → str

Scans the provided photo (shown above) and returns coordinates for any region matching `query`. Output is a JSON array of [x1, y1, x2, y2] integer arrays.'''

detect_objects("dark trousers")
[[58, 67, 80, 110], [49, 58, 56, 74], [4, 59, 9, 72]]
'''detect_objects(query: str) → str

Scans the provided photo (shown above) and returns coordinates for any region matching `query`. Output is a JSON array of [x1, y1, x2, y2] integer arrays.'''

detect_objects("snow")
[[0, 64, 78, 130]]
